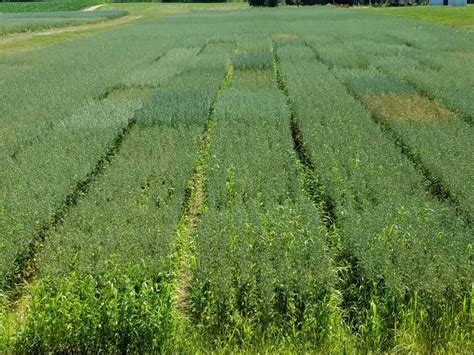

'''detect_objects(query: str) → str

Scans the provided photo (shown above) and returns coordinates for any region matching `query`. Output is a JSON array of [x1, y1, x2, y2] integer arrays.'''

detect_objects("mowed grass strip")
[[360, 5, 474, 30]]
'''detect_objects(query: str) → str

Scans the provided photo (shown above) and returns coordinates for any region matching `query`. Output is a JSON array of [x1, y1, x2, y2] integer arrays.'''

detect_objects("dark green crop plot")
[[0, 4, 473, 353]]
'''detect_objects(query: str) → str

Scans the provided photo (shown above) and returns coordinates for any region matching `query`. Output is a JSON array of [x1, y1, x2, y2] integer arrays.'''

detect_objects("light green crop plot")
[[0, 10, 126, 36]]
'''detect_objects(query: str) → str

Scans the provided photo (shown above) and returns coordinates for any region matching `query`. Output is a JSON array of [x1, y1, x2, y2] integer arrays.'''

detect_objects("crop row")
[[275, 39, 473, 351], [13, 42, 234, 352]]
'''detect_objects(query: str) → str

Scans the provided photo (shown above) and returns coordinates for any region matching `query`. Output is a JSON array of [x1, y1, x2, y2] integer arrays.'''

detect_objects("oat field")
[[0, 5, 473, 352]]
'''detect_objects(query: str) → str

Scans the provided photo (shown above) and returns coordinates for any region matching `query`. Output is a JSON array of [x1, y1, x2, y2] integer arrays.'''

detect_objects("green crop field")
[[0, 3, 473, 353], [0, 10, 126, 35], [0, 0, 103, 13]]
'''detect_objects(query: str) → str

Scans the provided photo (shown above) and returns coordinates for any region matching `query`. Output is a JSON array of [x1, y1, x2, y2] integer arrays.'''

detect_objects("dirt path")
[[0, 15, 140, 54], [82, 4, 104, 12]]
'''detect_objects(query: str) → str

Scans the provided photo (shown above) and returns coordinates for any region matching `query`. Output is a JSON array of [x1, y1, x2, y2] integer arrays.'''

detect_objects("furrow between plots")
[[272, 39, 365, 341], [173, 60, 235, 319], [272, 40, 336, 229]]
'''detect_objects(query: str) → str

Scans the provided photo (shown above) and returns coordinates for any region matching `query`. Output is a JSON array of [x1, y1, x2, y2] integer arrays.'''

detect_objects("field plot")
[[0, 4, 473, 353], [0, 0, 102, 13], [0, 10, 126, 36]]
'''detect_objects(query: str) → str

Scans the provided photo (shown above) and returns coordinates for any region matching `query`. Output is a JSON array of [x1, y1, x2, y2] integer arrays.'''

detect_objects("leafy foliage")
[[248, 0, 277, 7], [16, 272, 176, 352]]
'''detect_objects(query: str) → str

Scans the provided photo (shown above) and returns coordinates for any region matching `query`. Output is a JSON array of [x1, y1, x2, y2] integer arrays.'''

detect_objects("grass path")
[[0, 15, 139, 54], [359, 5, 474, 30], [173, 61, 234, 319]]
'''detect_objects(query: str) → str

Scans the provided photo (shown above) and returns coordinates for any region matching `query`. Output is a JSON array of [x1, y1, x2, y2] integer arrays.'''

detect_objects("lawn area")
[[0, 3, 472, 353], [361, 4, 474, 30]]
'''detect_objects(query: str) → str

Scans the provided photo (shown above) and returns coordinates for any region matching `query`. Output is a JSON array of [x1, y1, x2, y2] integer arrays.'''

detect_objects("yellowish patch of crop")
[[272, 33, 299, 42], [362, 94, 457, 124], [107, 86, 155, 101], [453, 51, 474, 60]]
